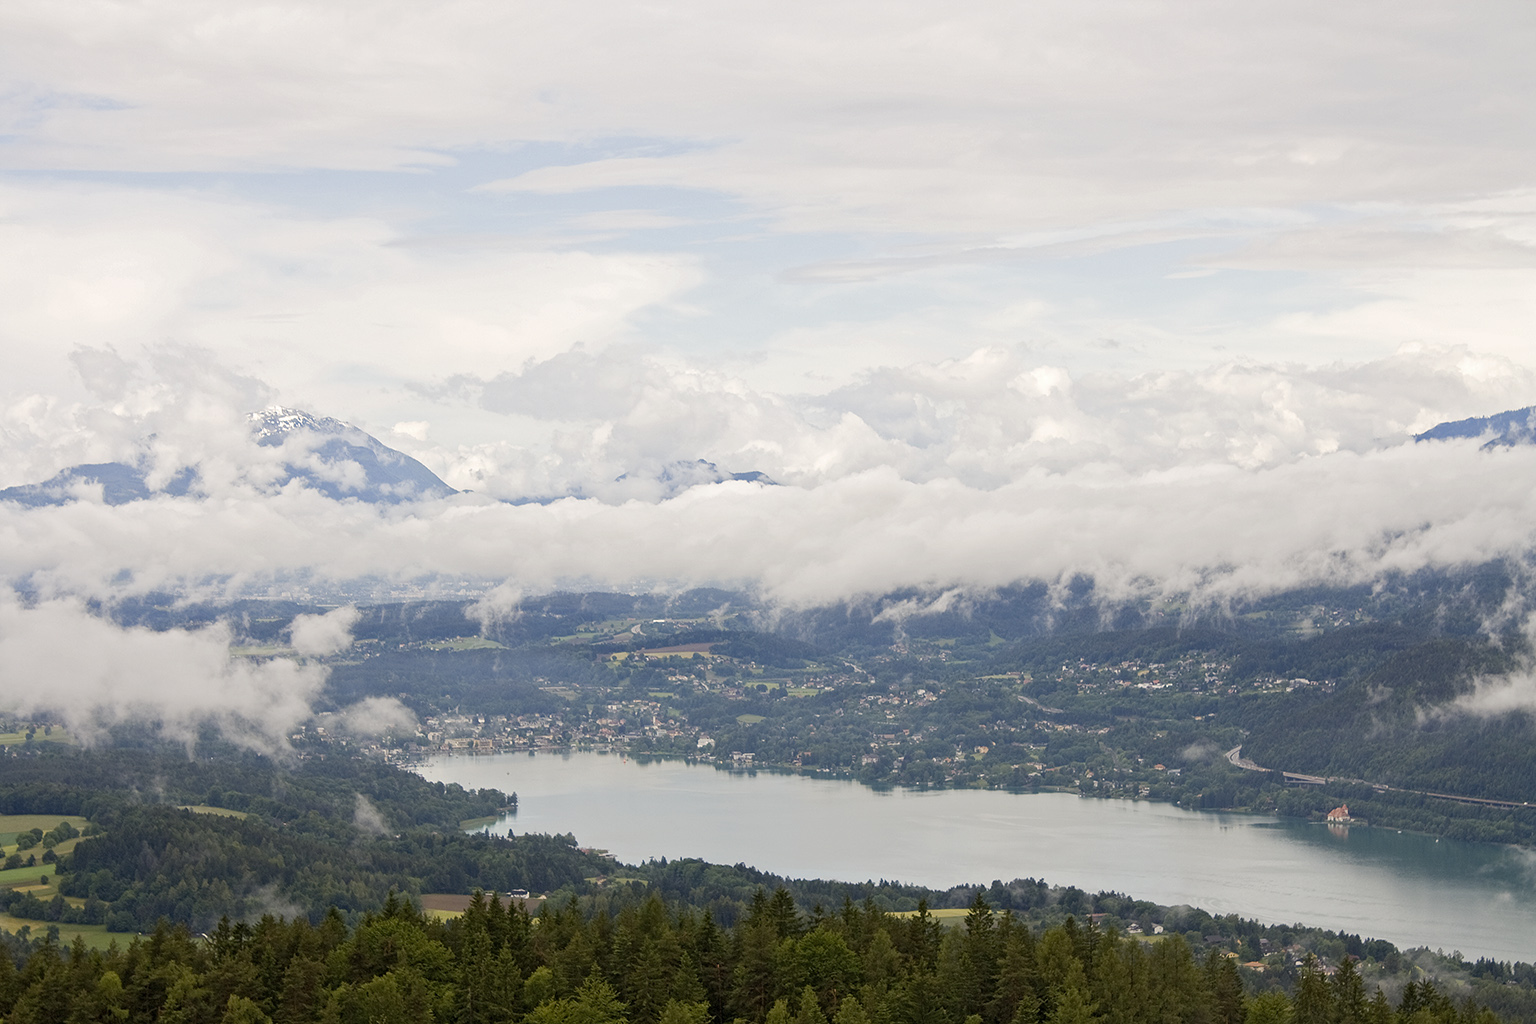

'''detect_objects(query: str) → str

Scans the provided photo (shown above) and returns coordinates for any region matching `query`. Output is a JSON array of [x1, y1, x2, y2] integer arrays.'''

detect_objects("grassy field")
[[177, 805, 249, 819], [0, 869, 120, 950], [427, 637, 507, 651], [459, 815, 504, 830], [0, 814, 89, 845], [229, 644, 295, 657], [42, 836, 87, 858], [0, 729, 76, 747], [888, 908, 971, 929], [889, 907, 970, 920], [0, 863, 54, 888], [0, 911, 120, 950], [735, 713, 766, 725]]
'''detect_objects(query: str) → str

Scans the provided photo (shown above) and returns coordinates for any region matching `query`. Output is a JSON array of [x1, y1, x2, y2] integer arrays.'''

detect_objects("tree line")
[[0, 886, 1503, 1024]]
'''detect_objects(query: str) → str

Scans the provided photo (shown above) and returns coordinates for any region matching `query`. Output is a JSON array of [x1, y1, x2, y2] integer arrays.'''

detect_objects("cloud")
[[288, 605, 361, 657], [0, 179, 701, 458], [2, 345, 1536, 611], [1431, 615, 1536, 721], [0, 595, 327, 753], [353, 794, 390, 837], [467, 584, 524, 631], [0, 2, 1534, 619], [1442, 672, 1536, 719], [1180, 742, 1225, 763], [336, 697, 419, 739], [2, 4, 1532, 261]]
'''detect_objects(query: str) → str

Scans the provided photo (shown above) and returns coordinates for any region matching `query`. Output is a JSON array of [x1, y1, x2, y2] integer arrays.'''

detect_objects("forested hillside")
[[1241, 639, 1535, 800]]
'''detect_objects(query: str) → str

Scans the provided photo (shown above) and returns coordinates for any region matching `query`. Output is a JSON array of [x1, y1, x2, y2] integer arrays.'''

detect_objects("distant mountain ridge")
[[0, 407, 457, 507], [1415, 405, 1536, 447], [245, 407, 457, 503], [0, 462, 202, 507], [1, 409, 777, 508], [616, 458, 776, 495]]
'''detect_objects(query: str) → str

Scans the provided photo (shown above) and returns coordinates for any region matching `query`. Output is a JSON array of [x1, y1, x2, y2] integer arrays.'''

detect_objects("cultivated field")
[[177, 805, 250, 819], [0, 863, 54, 888], [0, 910, 118, 950], [0, 814, 89, 844], [427, 637, 507, 651], [0, 729, 76, 747]]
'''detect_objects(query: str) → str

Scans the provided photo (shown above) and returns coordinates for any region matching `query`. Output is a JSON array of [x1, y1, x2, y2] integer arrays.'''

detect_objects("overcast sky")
[[2, 0, 1535, 608]]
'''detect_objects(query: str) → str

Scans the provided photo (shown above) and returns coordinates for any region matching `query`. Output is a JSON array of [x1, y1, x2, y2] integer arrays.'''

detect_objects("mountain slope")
[[248, 407, 456, 503], [0, 408, 456, 507], [1416, 405, 1536, 447], [0, 463, 199, 507]]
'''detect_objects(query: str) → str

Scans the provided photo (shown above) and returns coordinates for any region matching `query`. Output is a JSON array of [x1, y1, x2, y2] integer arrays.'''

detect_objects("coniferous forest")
[[0, 886, 1501, 1024]]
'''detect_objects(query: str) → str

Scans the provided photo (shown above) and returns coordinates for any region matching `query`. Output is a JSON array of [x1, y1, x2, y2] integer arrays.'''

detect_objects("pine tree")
[[733, 921, 782, 1022], [836, 995, 874, 1024], [771, 889, 803, 942], [1090, 930, 1137, 1024], [221, 994, 274, 1024], [799, 984, 831, 1024], [658, 999, 713, 1024], [766, 998, 795, 1024], [1293, 955, 1334, 1024], [1365, 989, 1392, 1024], [1248, 991, 1293, 1024], [1203, 950, 1245, 1024], [907, 901, 942, 972], [1333, 957, 1366, 1024], [1047, 961, 1096, 1024], [987, 919, 1039, 1024]]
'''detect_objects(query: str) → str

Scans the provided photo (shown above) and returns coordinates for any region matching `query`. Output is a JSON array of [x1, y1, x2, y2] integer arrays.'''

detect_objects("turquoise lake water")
[[419, 751, 1536, 962]]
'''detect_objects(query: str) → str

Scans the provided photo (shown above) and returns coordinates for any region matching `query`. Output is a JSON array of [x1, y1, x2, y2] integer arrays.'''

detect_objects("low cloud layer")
[[335, 697, 419, 739], [289, 606, 361, 657], [353, 794, 391, 837], [2, 347, 1534, 611], [1437, 616, 1536, 721], [0, 3, 1532, 616], [0, 593, 406, 754], [0, 596, 328, 752], [3, 418, 1536, 612]]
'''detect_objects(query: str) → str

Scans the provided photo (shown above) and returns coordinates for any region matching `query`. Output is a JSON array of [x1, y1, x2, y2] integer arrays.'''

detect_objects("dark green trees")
[[0, 894, 1508, 1024]]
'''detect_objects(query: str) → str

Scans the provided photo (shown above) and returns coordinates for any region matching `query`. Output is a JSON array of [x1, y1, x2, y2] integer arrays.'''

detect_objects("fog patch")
[[1426, 614, 1536, 722], [872, 588, 969, 625], [1364, 684, 1393, 706], [1180, 741, 1224, 763], [245, 883, 304, 923], [353, 794, 390, 836], [288, 605, 360, 657], [336, 697, 417, 738], [467, 583, 523, 632], [1436, 672, 1536, 720], [0, 593, 327, 754]]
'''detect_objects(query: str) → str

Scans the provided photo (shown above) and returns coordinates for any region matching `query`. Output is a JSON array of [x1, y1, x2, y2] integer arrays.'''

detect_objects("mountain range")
[[8, 401, 1523, 510], [0, 408, 456, 507], [1414, 405, 1536, 446], [0, 409, 775, 508]]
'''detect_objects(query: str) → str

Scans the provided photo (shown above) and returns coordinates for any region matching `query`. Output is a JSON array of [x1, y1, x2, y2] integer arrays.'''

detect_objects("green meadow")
[[177, 805, 249, 819], [0, 813, 89, 845]]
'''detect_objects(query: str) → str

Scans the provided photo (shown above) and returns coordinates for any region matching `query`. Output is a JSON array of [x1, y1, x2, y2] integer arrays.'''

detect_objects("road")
[[1224, 746, 1535, 810]]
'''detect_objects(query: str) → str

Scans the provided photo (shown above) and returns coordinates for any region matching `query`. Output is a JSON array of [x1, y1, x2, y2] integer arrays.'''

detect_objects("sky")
[[2, 0, 1536, 615]]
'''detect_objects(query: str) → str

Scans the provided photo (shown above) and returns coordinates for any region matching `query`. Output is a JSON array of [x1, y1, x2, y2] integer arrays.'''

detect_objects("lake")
[[417, 751, 1536, 962]]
